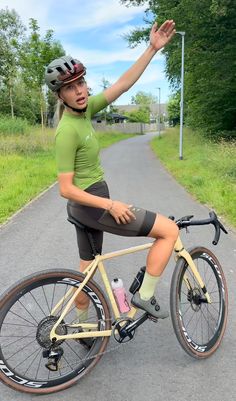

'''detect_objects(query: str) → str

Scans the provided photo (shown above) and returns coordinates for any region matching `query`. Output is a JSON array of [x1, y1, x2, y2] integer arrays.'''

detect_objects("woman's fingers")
[[120, 208, 136, 224], [109, 201, 137, 224], [166, 21, 176, 36], [157, 19, 175, 38], [151, 21, 158, 33]]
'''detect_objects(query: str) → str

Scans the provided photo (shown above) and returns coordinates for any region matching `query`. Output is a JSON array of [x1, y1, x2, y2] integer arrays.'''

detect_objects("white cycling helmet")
[[45, 55, 86, 92]]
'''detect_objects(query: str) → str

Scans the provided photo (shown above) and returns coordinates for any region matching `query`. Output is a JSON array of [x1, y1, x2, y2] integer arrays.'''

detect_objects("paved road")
[[0, 133, 236, 401]]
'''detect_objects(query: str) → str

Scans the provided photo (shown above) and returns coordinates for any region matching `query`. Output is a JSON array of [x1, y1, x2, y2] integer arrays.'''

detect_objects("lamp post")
[[176, 31, 185, 160], [157, 87, 161, 136]]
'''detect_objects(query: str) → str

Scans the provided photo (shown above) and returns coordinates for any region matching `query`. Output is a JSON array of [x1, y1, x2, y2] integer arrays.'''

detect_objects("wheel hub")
[[36, 316, 67, 348], [187, 288, 202, 311]]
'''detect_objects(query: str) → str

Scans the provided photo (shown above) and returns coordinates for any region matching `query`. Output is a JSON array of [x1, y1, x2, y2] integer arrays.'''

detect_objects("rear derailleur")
[[43, 346, 64, 372]]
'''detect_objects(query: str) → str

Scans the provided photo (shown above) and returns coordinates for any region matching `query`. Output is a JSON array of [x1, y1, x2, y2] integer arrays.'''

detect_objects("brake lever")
[[211, 215, 228, 245], [219, 221, 228, 234]]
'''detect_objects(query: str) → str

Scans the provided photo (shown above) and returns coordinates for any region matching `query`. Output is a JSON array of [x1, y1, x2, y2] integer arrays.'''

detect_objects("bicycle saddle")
[[67, 216, 86, 230]]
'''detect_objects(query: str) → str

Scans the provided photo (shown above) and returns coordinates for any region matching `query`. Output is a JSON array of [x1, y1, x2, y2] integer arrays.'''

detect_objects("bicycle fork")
[[174, 237, 212, 304]]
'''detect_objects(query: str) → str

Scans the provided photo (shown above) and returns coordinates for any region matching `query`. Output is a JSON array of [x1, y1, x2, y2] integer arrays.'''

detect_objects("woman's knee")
[[169, 219, 179, 242], [148, 214, 179, 241]]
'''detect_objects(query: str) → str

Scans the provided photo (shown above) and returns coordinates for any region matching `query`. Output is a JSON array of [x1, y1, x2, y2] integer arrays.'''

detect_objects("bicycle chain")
[[68, 318, 134, 367]]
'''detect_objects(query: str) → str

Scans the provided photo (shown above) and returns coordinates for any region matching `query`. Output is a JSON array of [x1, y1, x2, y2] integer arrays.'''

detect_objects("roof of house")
[[115, 103, 167, 115]]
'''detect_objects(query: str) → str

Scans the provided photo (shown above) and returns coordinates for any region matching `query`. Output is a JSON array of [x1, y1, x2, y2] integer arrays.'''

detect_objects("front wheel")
[[170, 247, 228, 359], [0, 269, 111, 394]]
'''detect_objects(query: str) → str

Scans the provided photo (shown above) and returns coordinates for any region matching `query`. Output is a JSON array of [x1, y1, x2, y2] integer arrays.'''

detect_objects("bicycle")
[[0, 211, 228, 394]]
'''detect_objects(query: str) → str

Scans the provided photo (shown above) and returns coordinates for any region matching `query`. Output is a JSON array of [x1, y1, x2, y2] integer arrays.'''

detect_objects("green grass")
[[0, 128, 135, 225], [151, 127, 236, 228]]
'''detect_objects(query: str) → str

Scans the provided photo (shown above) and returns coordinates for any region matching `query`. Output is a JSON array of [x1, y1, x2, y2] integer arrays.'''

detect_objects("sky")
[[1, 0, 173, 105]]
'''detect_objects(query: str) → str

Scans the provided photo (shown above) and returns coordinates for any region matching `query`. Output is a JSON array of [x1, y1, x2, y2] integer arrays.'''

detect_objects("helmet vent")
[[64, 62, 72, 71], [56, 66, 64, 74]]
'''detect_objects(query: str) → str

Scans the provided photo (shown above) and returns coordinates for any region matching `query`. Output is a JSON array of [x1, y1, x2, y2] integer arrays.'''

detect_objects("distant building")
[[92, 103, 168, 124], [115, 103, 168, 123], [92, 112, 128, 124]]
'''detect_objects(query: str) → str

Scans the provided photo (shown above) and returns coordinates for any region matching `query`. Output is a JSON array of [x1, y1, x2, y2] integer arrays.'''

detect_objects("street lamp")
[[176, 31, 185, 160], [157, 87, 161, 136]]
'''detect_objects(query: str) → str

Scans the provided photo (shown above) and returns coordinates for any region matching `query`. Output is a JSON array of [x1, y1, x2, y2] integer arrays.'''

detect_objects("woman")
[[45, 20, 178, 319]]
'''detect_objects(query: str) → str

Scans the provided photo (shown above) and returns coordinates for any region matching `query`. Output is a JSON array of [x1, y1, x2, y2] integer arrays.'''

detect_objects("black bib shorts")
[[67, 181, 156, 260]]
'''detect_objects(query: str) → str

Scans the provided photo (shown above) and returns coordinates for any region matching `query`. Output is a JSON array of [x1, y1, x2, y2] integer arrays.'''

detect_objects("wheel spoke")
[[3, 308, 37, 327], [171, 247, 227, 358], [0, 271, 110, 392], [1, 330, 36, 348]]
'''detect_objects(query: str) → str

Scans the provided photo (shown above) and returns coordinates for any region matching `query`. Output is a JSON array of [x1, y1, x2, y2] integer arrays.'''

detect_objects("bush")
[[0, 115, 31, 135]]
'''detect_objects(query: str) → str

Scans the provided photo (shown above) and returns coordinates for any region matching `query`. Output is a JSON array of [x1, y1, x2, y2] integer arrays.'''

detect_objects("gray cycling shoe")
[[131, 292, 169, 319]]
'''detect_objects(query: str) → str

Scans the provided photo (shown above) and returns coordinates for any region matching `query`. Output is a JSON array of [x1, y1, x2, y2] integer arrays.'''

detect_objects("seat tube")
[[98, 261, 120, 318]]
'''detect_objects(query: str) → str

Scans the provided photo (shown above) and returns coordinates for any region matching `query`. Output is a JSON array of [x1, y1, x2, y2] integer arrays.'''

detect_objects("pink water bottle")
[[111, 278, 130, 313]]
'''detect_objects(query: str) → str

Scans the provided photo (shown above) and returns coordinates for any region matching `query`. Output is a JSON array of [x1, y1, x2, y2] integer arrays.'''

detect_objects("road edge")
[[0, 181, 58, 230]]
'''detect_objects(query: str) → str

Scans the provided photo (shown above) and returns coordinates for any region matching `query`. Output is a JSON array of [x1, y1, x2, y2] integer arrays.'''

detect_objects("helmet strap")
[[63, 100, 87, 114], [57, 93, 87, 114]]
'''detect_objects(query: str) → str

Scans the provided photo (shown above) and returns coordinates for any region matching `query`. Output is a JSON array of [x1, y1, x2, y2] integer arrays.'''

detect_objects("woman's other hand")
[[108, 200, 136, 224], [150, 20, 176, 51]]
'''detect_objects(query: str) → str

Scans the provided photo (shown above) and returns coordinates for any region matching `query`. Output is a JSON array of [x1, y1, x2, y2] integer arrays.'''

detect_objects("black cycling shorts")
[[67, 181, 157, 260]]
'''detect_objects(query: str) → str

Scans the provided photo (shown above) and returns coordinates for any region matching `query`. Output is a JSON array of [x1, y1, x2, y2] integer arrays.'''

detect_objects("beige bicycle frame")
[[50, 236, 212, 342]]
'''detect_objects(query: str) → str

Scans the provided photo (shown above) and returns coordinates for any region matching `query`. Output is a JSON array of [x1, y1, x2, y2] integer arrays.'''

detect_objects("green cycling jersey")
[[55, 92, 108, 190]]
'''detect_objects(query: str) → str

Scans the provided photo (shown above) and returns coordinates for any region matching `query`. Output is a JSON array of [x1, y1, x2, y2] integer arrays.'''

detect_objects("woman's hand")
[[150, 20, 176, 51], [108, 200, 136, 225]]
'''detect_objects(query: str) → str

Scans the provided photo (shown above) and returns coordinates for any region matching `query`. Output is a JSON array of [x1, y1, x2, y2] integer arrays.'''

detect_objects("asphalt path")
[[0, 133, 236, 401]]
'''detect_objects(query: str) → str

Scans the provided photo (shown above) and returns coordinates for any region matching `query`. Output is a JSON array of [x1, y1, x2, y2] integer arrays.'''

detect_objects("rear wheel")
[[0, 269, 111, 394], [170, 247, 228, 359]]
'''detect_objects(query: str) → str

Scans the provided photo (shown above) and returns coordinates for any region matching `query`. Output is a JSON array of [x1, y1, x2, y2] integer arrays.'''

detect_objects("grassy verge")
[[151, 127, 236, 228], [0, 128, 135, 225]]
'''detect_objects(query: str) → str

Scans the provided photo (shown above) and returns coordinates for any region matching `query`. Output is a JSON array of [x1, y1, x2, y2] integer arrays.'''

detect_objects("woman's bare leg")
[[146, 214, 179, 276], [74, 259, 92, 311], [132, 214, 178, 318]]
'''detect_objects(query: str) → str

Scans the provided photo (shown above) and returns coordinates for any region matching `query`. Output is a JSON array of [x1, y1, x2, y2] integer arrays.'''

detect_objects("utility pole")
[[176, 31, 185, 160], [157, 87, 161, 136]]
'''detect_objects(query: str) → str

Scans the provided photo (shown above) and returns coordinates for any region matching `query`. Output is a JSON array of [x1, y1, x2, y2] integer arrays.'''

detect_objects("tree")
[[20, 18, 65, 128], [0, 8, 26, 118], [168, 91, 180, 126], [130, 90, 157, 123], [99, 77, 111, 122], [124, 107, 150, 123], [0, 77, 42, 123], [121, 0, 236, 139], [131, 90, 157, 106]]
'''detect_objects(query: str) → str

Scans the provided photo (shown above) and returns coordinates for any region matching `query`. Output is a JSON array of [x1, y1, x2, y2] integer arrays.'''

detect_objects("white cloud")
[[2, 0, 147, 33], [104, 23, 146, 43], [1, 0, 171, 102], [63, 41, 164, 66], [0, 0, 53, 28], [52, 0, 146, 33], [87, 59, 166, 98]]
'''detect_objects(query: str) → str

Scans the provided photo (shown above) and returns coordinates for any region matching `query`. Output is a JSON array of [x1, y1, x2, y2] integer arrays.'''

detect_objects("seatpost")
[[85, 229, 100, 257]]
